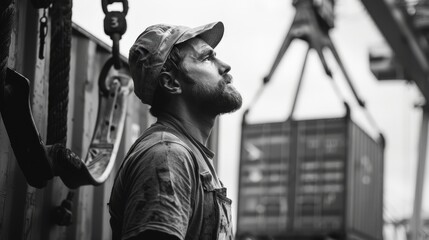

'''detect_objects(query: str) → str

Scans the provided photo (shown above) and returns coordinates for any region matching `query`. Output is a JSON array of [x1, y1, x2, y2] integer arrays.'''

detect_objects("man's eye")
[[204, 53, 216, 61]]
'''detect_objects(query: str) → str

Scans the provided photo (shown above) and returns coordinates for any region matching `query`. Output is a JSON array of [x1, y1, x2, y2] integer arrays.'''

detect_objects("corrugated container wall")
[[236, 114, 384, 240], [0, 1, 218, 239]]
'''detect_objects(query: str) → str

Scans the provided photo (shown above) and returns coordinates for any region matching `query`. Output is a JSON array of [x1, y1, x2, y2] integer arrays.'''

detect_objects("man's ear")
[[159, 72, 182, 94]]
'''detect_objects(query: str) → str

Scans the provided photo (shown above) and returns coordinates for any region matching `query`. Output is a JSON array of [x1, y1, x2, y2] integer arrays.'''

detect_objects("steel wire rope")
[[327, 63, 385, 145], [324, 38, 385, 144], [288, 47, 310, 119], [327, 73, 348, 107]]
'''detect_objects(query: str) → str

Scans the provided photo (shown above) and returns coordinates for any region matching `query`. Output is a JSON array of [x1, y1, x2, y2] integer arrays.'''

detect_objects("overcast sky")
[[73, 0, 428, 238]]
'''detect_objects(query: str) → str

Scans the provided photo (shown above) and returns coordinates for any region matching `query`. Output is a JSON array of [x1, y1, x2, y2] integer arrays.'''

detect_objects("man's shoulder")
[[139, 129, 190, 151], [129, 129, 194, 163], [122, 130, 200, 182]]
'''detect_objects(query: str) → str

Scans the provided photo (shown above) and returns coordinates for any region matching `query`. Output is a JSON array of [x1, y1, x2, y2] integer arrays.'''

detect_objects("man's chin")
[[191, 83, 242, 115], [218, 92, 243, 115]]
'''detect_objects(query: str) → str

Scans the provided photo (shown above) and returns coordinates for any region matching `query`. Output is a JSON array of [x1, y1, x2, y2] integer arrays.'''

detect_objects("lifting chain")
[[31, 0, 52, 60], [102, 0, 128, 69]]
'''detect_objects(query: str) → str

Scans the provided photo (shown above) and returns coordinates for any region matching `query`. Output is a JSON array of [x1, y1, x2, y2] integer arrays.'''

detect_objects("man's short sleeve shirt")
[[109, 131, 202, 240]]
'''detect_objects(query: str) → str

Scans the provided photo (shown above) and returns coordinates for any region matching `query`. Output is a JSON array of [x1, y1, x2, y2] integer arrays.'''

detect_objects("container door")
[[293, 118, 346, 233], [237, 122, 291, 236]]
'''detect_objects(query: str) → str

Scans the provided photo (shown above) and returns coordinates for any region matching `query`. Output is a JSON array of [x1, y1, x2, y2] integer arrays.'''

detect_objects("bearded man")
[[109, 22, 242, 240]]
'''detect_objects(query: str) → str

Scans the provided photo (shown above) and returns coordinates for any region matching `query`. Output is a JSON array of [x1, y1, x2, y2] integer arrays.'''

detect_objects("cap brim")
[[176, 21, 224, 48]]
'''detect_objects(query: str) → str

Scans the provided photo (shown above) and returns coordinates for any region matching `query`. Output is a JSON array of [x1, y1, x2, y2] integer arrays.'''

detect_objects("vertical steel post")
[[410, 107, 428, 240]]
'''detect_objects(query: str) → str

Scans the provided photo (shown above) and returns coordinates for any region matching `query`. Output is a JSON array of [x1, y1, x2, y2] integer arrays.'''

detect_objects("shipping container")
[[0, 2, 219, 239], [236, 113, 384, 240]]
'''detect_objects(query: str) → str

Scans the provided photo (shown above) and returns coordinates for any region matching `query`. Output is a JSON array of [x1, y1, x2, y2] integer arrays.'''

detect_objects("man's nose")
[[217, 59, 231, 75]]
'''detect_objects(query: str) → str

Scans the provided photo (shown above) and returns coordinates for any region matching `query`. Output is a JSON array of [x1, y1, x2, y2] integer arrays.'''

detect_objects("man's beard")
[[187, 76, 243, 116]]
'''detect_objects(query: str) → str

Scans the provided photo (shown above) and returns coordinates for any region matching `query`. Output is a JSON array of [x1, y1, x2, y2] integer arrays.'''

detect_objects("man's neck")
[[164, 105, 216, 145]]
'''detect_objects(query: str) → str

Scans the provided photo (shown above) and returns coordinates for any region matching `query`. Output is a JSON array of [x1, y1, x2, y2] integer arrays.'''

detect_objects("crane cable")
[[245, 47, 385, 147]]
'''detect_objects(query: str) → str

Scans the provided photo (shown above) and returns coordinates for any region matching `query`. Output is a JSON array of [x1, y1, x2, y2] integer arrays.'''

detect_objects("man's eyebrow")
[[198, 48, 215, 59]]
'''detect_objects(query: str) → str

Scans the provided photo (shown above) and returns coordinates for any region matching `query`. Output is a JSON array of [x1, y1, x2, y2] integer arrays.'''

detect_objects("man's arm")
[[122, 141, 196, 240]]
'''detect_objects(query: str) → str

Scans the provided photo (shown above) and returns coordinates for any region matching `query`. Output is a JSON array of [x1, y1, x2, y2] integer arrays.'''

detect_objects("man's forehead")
[[181, 38, 213, 56]]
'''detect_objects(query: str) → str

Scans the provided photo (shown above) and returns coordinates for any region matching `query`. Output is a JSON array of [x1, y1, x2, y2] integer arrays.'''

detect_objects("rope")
[[48, 143, 83, 173], [47, 0, 73, 145], [0, 0, 14, 112]]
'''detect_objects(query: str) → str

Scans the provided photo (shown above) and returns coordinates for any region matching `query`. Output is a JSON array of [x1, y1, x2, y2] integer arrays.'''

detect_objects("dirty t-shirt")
[[109, 129, 205, 240]]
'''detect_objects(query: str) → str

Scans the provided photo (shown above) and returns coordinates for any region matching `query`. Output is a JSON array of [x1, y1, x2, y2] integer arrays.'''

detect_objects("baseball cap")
[[128, 21, 224, 105]]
